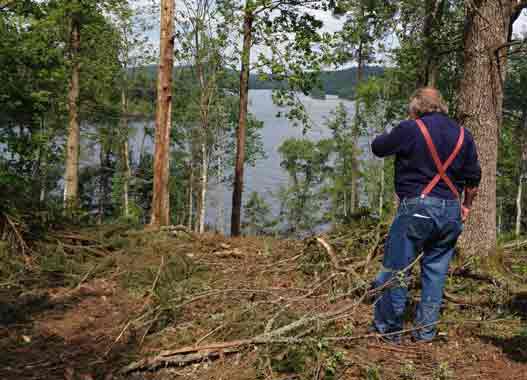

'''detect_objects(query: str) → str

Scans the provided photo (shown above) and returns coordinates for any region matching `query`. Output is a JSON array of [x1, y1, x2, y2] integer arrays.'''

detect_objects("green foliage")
[[323, 102, 362, 221], [243, 192, 277, 235], [364, 364, 382, 380], [278, 138, 333, 234], [432, 362, 454, 380], [400, 360, 417, 380]]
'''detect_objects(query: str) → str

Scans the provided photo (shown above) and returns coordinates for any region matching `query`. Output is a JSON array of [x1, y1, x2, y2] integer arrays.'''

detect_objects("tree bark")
[[188, 161, 194, 230], [121, 88, 132, 217], [150, 0, 175, 227], [457, 0, 513, 255], [515, 112, 527, 237], [379, 159, 385, 219], [64, 15, 81, 215], [231, 6, 253, 237], [199, 140, 208, 234], [195, 27, 210, 235], [515, 176, 522, 237]]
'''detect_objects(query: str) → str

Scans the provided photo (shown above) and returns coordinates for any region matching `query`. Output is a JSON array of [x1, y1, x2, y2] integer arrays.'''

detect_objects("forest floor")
[[1, 223, 527, 380]]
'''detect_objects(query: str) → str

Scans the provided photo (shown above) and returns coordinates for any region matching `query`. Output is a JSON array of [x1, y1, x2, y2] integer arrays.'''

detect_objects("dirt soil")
[[1, 229, 526, 380]]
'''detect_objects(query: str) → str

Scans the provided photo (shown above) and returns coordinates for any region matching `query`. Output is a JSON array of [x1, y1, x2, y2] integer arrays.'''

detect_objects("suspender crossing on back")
[[415, 118, 465, 199]]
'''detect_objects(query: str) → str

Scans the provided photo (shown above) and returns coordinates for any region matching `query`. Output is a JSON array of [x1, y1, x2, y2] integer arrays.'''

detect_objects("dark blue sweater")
[[371, 112, 481, 200]]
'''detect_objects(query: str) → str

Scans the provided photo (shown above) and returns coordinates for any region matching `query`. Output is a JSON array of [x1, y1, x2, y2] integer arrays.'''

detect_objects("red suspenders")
[[415, 119, 465, 199]]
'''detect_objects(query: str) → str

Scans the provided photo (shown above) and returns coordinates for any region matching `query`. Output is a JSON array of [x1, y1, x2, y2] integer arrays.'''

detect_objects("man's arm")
[[371, 121, 414, 158], [461, 133, 482, 221]]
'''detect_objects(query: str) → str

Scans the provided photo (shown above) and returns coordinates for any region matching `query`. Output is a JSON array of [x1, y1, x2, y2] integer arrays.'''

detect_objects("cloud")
[[513, 9, 527, 36]]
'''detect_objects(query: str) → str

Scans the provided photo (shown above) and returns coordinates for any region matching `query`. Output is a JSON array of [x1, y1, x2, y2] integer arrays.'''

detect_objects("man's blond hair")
[[408, 87, 448, 117]]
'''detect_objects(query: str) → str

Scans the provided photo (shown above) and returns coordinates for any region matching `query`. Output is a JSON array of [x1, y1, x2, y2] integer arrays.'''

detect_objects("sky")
[[136, 2, 527, 68]]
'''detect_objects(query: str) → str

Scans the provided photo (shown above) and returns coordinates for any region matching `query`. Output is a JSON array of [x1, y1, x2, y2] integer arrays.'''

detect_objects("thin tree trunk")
[[121, 88, 131, 217], [231, 5, 253, 237], [188, 161, 194, 230], [379, 159, 385, 219], [352, 42, 363, 213], [199, 141, 208, 233], [515, 112, 527, 237], [195, 28, 210, 235], [417, 0, 445, 88], [150, 0, 175, 227], [457, 0, 513, 255], [217, 151, 225, 234], [39, 117, 47, 205], [64, 16, 81, 215], [515, 179, 522, 237], [350, 157, 359, 214]]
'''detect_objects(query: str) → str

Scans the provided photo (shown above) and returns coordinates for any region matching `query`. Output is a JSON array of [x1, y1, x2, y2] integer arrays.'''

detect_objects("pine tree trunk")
[[150, 0, 175, 227], [64, 16, 81, 215], [231, 6, 253, 237], [457, 0, 513, 255]]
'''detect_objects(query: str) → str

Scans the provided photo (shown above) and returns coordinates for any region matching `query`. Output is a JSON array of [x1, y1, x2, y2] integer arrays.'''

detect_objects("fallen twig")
[[122, 254, 426, 373]]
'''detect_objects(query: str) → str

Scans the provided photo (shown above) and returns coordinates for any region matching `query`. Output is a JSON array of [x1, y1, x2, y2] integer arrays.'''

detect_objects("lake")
[[206, 90, 360, 232], [82, 89, 365, 231]]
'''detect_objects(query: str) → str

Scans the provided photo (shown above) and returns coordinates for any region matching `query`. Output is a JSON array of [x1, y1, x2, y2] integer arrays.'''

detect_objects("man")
[[370, 87, 481, 342]]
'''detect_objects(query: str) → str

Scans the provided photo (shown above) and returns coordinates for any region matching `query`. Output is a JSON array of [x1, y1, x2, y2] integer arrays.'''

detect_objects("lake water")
[[82, 89, 365, 231], [207, 90, 360, 232]]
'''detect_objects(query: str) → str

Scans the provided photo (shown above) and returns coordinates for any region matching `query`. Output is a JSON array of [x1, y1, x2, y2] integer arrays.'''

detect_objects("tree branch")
[[513, 0, 527, 13]]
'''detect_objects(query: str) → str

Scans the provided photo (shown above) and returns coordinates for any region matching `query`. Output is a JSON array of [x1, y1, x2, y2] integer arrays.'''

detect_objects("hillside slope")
[[1, 224, 526, 379]]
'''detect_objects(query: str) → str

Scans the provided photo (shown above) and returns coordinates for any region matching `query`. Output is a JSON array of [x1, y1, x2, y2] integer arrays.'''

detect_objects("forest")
[[1, 0, 527, 379]]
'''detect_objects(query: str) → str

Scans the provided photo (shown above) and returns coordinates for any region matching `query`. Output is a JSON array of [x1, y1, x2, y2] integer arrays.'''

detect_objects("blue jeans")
[[372, 196, 463, 342]]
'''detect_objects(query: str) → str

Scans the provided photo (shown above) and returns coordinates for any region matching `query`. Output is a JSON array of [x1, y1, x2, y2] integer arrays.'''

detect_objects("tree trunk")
[[417, 0, 445, 88], [39, 118, 47, 205], [352, 43, 363, 213], [217, 152, 225, 234], [351, 157, 359, 213], [457, 0, 513, 255], [379, 159, 385, 219], [350, 169, 357, 215], [195, 30, 210, 235], [516, 178, 522, 237], [231, 6, 253, 237], [150, 0, 175, 227], [121, 88, 131, 217], [515, 112, 527, 237], [199, 140, 208, 234], [64, 16, 81, 215], [188, 161, 194, 230], [216, 115, 226, 234]]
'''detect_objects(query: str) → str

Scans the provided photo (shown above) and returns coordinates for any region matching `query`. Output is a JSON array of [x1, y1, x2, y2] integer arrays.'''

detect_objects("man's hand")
[[461, 205, 470, 222], [462, 187, 478, 222]]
